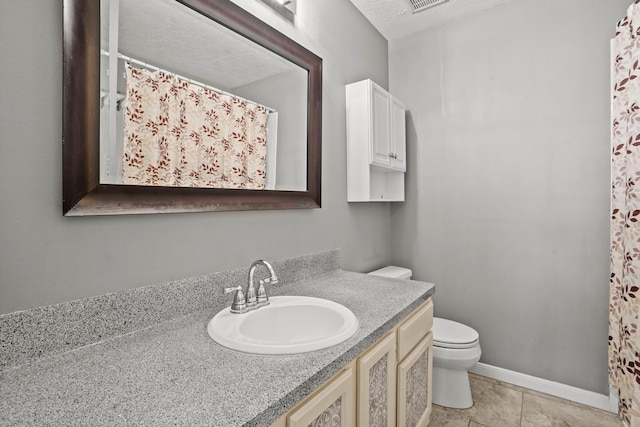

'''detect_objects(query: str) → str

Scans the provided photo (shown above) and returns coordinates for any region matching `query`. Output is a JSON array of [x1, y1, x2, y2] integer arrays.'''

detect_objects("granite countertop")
[[0, 269, 434, 426]]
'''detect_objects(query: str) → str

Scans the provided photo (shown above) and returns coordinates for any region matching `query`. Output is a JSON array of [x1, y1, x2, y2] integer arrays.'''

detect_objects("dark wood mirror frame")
[[63, 0, 322, 216]]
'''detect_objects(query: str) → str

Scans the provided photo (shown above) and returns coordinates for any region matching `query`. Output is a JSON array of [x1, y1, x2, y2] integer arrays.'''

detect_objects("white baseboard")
[[470, 363, 618, 413]]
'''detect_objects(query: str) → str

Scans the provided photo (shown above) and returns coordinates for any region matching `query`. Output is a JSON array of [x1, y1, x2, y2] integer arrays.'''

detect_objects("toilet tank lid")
[[368, 266, 412, 280]]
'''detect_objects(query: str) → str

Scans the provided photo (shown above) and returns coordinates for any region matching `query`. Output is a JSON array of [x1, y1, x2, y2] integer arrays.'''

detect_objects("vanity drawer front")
[[397, 299, 433, 361]]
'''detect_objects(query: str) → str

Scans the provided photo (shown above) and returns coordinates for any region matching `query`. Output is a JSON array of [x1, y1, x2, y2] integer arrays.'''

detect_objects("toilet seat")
[[433, 317, 479, 349]]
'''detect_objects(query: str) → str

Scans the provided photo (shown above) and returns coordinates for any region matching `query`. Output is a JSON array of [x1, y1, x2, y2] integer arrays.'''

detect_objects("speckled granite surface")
[[0, 250, 340, 369], [0, 251, 434, 427]]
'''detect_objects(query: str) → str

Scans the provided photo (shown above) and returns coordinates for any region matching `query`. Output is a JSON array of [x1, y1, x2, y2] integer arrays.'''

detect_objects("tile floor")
[[428, 373, 623, 427]]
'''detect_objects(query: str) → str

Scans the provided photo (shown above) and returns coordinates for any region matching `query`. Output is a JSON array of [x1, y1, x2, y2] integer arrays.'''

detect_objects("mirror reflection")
[[99, 0, 308, 191]]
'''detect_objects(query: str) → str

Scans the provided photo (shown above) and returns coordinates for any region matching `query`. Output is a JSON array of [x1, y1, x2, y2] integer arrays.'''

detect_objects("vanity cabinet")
[[346, 79, 406, 202], [357, 332, 397, 427], [397, 335, 433, 427], [356, 298, 433, 427], [270, 298, 433, 427], [288, 361, 357, 427], [269, 361, 357, 427], [396, 300, 434, 427]]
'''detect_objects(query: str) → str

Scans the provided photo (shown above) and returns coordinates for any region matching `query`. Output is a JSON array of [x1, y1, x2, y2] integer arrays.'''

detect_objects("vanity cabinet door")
[[357, 332, 397, 427], [396, 334, 433, 427], [288, 366, 356, 427]]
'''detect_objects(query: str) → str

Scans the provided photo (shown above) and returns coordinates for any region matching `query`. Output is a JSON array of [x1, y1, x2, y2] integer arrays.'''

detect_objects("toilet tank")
[[368, 266, 412, 280]]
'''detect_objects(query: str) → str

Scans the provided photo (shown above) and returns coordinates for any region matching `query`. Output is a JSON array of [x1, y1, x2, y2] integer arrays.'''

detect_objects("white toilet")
[[368, 266, 482, 409], [431, 317, 481, 408]]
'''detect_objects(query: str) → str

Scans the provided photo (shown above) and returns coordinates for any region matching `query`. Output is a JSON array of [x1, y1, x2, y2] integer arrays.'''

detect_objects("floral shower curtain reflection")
[[122, 64, 268, 189], [611, 3, 640, 426]]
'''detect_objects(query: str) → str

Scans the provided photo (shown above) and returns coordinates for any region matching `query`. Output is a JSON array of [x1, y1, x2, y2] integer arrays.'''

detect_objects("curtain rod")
[[99, 50, 276, 113]]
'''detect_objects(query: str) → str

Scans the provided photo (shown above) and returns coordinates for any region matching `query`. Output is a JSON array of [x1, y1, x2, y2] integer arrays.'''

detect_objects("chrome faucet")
[[224, 260, 279, 314]]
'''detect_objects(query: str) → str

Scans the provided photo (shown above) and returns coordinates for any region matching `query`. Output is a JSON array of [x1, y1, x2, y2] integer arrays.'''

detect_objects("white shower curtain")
[[122, 64, 268, 189], [611, 3, 640, 426]]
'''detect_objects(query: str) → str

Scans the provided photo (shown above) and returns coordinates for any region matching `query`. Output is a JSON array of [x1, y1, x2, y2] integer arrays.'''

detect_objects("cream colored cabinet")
[[396, 300, 434, 427], [357, 332, 397, 427], [357, 298, 433, 427], [269, 299, 433, 427], [397, 300, 434, 362], [346, 79, 406, 202], [397, 334, 433, 427], [288, 363, 356, 427]]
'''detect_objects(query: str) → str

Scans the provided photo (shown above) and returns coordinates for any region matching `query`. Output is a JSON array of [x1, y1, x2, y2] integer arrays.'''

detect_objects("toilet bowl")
[[432, 317, 481, 409], [367, 266, 482, 409]]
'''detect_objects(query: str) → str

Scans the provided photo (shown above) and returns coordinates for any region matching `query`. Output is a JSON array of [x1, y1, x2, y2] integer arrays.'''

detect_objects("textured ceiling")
[[102, 0, 518, 87], [102, 0, 296, 90], [349, 0, 515, 41]]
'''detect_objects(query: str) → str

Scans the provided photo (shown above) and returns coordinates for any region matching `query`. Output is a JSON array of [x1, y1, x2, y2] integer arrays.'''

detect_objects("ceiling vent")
[[404, 0, 448, 13]]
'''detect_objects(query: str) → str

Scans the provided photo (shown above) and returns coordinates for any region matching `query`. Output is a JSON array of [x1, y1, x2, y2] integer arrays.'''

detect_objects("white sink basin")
[[207, 296, 359, 354]]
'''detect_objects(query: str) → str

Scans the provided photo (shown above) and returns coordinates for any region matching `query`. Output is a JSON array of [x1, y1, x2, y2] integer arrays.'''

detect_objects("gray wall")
[[389, 0, 629, 394], [2, 0, 625, 398], [0, 0, 391, 314]]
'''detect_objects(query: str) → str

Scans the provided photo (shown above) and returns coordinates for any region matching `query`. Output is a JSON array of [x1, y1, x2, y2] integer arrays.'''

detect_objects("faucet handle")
[[256, 279, 269, 306], [224, 286, 247, 314]]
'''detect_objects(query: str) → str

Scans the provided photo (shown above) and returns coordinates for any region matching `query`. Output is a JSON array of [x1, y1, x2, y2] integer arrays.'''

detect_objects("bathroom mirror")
[[63, 0, 322, 215]]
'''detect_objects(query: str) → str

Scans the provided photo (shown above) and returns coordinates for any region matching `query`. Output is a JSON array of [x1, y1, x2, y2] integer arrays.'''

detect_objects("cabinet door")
[[357, 332, 397, 427], [288, 367, 356, 427], [390, 96, 406, 172], [397, 300, 433, 362], [397, 334, 433, 427], [370, 83, 391, 168]]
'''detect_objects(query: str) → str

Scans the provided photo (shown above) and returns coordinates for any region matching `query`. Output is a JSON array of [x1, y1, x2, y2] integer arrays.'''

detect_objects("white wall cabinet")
[[346, 79, 406, 202], [270, 298, 433, 427], [369, 85, 406, 171]]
